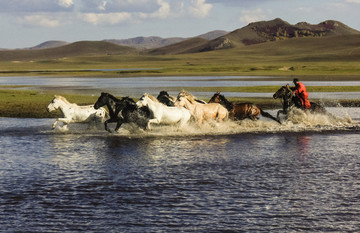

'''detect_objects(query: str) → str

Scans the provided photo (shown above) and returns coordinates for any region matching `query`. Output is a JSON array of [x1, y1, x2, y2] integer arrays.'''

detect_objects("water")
[[2, 76, 360, 99], [1, 109, 360, 232]]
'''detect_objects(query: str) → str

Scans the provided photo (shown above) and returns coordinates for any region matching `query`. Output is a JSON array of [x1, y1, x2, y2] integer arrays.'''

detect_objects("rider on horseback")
[[287, 78, 311, 109]]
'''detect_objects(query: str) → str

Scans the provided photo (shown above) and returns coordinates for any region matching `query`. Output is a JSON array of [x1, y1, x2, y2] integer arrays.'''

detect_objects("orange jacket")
[[294, 82, 311, 109]]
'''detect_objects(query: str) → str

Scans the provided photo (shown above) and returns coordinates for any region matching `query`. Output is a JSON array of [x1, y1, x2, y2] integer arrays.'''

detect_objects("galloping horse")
[[94, 93, 150, 132], [176, 91, 228, 124], [273, 86, 327, 119], [157, 91, 176, 106], [136, 94, 193, 129], [209, 92, 280, 123], [47, 95, 108, 130]]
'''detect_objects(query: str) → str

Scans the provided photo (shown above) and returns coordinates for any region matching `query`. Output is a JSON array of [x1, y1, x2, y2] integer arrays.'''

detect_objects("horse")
[[157, 91, 176, 106], [176, 91, 228, 124], [47, 95, 108, 130], [94, 93, 150, 132], [208, 92, 280, 123], [273, 86, 327, 119], [157, 90, 206, 106], [136, 93, 193, 129]]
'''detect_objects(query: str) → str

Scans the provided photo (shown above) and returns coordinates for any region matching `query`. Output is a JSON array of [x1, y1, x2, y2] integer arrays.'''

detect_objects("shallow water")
[[2, 76, 360, 99], [1, 108, 360, 232]]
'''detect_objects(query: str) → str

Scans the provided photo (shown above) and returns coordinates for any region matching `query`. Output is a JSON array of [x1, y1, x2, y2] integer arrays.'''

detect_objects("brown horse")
[[273, 86, 327, 119], [176, 91, 228, 124], [209, 92, 280, 123]]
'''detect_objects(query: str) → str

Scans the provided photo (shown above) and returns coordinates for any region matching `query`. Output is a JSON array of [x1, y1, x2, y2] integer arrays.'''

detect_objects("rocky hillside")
[[160, 18, 360, 54]]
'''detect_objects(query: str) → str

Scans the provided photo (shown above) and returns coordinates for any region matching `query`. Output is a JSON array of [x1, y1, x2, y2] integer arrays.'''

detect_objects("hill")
[[28, 41, 69, 50], [0, 41, 137, 61], [104, 30, 228, 49], [150, 18, 360, 54]]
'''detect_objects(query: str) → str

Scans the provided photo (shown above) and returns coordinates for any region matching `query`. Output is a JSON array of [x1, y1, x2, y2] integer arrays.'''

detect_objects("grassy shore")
[[1, 88, 359, 118]]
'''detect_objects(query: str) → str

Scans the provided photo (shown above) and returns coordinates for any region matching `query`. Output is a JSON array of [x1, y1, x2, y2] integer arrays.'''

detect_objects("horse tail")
[[260, 108, 281, 124]]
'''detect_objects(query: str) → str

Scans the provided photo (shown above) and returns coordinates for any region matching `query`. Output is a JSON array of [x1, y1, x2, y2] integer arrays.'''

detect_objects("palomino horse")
[[47, 95, 108, 130], [273, 86, 327, 119], [209, 92, 280, 123], [136, 94, 193, 129], [94, 92, 150, 132], [176, 91, 228, 124]]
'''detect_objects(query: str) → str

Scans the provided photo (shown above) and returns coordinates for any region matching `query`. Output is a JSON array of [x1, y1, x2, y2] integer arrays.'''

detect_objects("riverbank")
[[1, 89, 359, 118]]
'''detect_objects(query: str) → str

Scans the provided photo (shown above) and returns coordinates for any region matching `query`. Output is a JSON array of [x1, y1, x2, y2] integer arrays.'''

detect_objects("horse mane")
[[144, 93, 159, 103], [55, 95, 71, 105], [102, 92, 121, 102], [178, 91, 197, 103]]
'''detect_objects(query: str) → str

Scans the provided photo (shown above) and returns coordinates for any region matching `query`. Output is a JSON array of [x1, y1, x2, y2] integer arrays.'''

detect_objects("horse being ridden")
[[176, 91, 228, 124], [273, 86, 327, 119], [136, 93, 193, 129], [157, 91, 176, 106], [47, 95, 108, 130], [94, 93, 150, 132], [209, 92, 280, 123]]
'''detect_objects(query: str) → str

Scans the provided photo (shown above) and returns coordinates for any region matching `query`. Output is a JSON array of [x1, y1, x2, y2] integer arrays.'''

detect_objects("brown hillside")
[[154, 18, 360, 54], [0, 41, 137, 61]]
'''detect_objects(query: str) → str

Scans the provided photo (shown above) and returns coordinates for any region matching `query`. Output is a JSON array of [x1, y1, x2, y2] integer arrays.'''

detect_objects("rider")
[[287, 78, 311, 109]]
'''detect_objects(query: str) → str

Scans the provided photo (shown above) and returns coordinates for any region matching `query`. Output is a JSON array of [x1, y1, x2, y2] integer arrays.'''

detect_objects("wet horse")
[[176, 91, 228, 124], [94, 93, 150, 132], [136, 93, 193, 129], [209, 92, 280, 123], [46, 95, 108, 130], [273, 86, 327, 119]]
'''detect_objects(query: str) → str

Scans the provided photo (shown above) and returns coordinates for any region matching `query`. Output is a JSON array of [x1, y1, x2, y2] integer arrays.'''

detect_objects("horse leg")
[[114, 119, 124, 132], [52, 120, 58, 129], [147, 119, 160, 130]]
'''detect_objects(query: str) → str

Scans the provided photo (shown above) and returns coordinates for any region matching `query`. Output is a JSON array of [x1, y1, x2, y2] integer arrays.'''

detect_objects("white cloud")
[[188, 0, 213, 18], [345, 0, 360, 3], [239, 8, 270, 24], [18, 14, 61, 27], [79, 12, 132, 25], [58, 0, 74, 8]]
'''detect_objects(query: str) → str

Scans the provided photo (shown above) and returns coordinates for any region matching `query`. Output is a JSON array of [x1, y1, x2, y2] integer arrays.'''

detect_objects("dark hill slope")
[[0, 41, 137, 61], [152, 18, 360, 54], [148, 38, 209, 55]]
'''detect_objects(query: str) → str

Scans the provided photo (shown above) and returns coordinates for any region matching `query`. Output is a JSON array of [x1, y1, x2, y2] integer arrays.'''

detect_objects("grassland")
[[0, 35, 359, 118]]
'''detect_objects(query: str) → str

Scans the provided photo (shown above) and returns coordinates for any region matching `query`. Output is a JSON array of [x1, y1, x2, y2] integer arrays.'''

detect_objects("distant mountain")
[[29, 41, 69, 50], [151, 18, 360, 54], [0, 41, 137, 61], [104, 30, 228, 49]]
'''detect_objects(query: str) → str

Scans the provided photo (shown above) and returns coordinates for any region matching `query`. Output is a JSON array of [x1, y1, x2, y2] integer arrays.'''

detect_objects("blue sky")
[[1, 0, 359, 48]]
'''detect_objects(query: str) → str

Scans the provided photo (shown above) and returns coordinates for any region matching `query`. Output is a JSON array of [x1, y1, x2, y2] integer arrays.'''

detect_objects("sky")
[[0, 0, 359, 49]]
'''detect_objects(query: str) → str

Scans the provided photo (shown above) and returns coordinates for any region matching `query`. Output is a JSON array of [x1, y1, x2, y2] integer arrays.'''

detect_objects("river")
[[1, 107, 360, 232]]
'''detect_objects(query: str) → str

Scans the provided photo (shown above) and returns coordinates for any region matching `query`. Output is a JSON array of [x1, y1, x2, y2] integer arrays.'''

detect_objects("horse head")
[[94, 92, 109, 109], [46, 95, 63, 112], [209, 92, 226, 104], [157, 91, 175, 106], [273, 86, 291, 99]]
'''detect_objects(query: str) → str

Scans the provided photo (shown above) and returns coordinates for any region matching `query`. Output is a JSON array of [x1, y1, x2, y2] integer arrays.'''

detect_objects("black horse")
[[273, 86, 327, 119], [94, 93, 150, 132], [157, 91, 175, 106], [209, 92, 280, 123]]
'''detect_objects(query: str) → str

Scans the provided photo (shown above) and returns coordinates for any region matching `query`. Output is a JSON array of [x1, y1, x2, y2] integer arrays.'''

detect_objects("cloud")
[[0, 0, 74, 12], [80, 12, 132, 25], [188, 0, 213, 18], [18, 14, 61, 27], [345, 0, 360, 3], [239, 8, 270, 24]]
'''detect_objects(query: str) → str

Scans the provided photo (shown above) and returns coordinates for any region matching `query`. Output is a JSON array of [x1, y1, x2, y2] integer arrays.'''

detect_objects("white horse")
[[136, 94, 193, 129], [47, 95, 108, 130]]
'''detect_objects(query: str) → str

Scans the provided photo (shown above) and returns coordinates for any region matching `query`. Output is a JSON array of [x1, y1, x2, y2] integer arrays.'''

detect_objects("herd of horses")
[[46, 86, 327, 132]]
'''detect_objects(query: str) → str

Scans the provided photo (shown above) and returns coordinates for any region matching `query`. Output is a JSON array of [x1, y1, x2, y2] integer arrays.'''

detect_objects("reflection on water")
[[0, 117, 360, 232]]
